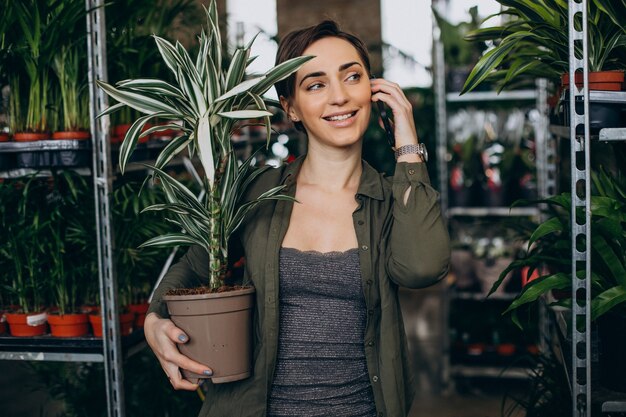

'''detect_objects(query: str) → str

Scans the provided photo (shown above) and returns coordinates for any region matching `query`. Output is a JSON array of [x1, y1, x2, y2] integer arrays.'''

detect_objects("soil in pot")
[[163, 286, 255, 384], [5, 312, 48, 337], [47, 312, 89, 338]]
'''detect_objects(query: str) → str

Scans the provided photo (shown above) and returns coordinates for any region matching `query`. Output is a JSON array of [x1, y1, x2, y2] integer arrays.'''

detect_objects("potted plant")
[[1, 176, 49, 336], [96, 1, 311, 383], [112, 181, 174, 328], [45, 172, 95, 338], [461, 0, 626, 94], [490, 165, 626, 392]]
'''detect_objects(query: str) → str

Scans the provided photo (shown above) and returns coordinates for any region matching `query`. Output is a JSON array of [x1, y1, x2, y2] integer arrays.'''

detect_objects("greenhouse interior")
[[0, 0, 625, 416]]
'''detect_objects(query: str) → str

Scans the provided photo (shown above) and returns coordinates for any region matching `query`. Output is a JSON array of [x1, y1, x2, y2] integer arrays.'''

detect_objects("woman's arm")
[[386, 162, 450, 288], [145, 245, 212, 391]]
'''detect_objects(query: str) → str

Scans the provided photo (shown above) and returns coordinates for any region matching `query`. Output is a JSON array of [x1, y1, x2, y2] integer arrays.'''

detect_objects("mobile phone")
[[376, 100, 395, 148]]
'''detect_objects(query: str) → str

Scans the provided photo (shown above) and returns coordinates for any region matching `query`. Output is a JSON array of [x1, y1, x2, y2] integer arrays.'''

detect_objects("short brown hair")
[[274, 20, 371, 103]]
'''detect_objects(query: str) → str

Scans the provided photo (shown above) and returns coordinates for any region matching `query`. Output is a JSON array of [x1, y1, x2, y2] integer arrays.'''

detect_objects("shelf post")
[[85, 1, 126, 416], [568, 1, 592, 416]]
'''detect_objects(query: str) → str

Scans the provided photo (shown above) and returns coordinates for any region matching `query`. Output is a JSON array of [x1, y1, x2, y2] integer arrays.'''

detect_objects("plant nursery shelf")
[[446, 89, 537, 103], [0, 330, 145, 362], [447, 207, 540, 217], [0, 140, 91, 153], [450, 364, 530, 379], [0, 167, 92, 178]]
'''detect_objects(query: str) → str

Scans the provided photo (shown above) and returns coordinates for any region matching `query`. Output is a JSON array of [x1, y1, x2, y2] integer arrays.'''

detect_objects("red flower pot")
[[52, 131, 91, 140], [113, 123, 151, 144], [561, 70, 625, 92], [89, 311, 135, 337], [0, 313, 7, 334], [128, 303, 150, 328], [5, 312, 48, 337], [47, 313, 89, 338], [0, 132, 10, 142], [496, 343, 517, 356], [13, 132, 50, 142]]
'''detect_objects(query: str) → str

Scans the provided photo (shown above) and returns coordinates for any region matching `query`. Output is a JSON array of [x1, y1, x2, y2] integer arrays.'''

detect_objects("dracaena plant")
[[490, 167, 626, 328], [97, 1, 311, 291], [461, 0, 626, 94]]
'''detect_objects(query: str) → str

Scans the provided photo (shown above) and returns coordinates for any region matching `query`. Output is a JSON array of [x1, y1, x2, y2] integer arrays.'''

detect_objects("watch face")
[[419, 143, 428, 162]]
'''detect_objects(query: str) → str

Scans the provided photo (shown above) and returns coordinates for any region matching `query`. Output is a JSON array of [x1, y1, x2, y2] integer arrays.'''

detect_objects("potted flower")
[[96, 1, 312, 383]]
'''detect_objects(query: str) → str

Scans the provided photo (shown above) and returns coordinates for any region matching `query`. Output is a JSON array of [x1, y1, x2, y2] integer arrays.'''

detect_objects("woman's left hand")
[[370, 78, 419, 149]]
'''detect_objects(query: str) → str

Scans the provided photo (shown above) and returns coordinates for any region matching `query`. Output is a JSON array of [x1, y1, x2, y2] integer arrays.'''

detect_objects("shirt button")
[[368, 309, 374, 316], [358, 220, 364, 225], [361, 245, 368, 251], [372, 375, 379, 383], [367, 341, 374, 347], [408, 168, 415, 175], [378, 413, 384, 417], [366, 279, 373, 285]]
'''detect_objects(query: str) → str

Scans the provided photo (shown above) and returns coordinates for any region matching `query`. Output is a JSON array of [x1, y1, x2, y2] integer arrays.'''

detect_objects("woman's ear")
[[279, 96, 299, 122]]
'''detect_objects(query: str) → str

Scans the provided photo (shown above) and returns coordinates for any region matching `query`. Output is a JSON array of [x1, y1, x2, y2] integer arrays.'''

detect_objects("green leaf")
[[96, 80, 180, 115], [218, 110, 272, 119], [155, 134, 193, 169], [116, 78, 185, 98], [591, 285, 626, 321], [215, 77, 265, 102], [196, 114, 215, 187], [503, 272, 571, 314], [138, 233, 203, 249], [529, 216, 564, 246]]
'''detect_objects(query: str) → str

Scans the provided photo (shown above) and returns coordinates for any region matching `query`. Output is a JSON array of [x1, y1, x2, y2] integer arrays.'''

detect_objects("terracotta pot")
[[496, 343, 516, 356], [114, 123, 151, 144], [89, 311, 134, 337], [561, 70, 625, 92], [52, 131, 91, 140], [5, 312, 48, 337], [0, 132, 10, 142], [163, 287, 255, 384], [48, 313, 89, 337], [0, 313, 6, 334], [13, 132, 50, 142], [128, 303, 150, 328]]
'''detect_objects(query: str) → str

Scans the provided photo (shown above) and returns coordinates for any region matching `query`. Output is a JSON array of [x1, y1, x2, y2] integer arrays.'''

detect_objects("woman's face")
[[283, 37, 372, 149]]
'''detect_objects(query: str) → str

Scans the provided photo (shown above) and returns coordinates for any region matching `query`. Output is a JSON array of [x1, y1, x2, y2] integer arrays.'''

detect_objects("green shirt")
[[148, 156, 451, 417]]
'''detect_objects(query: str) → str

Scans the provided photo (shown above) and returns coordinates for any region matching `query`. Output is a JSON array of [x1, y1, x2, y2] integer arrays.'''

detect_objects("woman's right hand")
[[144, 312, 214, 391]]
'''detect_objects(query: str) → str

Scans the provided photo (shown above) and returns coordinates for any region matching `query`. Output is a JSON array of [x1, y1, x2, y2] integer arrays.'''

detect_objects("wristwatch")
[[394, 143, 428, 162]]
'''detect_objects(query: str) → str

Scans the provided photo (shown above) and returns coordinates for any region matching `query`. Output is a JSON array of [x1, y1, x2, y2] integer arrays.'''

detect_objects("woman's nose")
[[328, 82, 349, 106]]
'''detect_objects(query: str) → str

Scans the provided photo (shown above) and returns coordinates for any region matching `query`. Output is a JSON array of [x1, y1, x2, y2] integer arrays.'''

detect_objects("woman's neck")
[[298, 147, 363, 191]]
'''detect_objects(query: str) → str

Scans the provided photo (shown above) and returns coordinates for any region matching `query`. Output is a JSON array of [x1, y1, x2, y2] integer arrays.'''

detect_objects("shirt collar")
[[280, 155, 384, 201]]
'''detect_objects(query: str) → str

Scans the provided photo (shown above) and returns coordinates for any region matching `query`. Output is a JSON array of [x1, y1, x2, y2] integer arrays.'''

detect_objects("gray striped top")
[[267, 247, 377, 417]]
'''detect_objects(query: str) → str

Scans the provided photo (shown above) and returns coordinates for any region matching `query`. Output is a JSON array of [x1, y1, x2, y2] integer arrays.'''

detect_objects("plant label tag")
[[27, 313, 48, 326]]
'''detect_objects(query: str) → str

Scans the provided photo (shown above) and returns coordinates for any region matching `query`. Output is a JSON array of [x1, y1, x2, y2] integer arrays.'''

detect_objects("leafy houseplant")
[[491, 166, 626, 391], [97, 1, 311, 383], [461, 0, 626, 94]]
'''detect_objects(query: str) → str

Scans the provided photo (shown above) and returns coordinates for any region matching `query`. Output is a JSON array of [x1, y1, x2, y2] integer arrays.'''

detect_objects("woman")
[[144, 20, 450, 417]]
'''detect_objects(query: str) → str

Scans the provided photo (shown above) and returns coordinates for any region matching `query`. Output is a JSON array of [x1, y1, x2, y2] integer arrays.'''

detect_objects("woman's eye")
[[307, 82, 324, 91], [347, 73, 361, 82]]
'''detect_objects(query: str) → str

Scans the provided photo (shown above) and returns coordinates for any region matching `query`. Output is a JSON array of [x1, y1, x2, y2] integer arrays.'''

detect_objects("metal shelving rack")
[[0, 2, 127, 417], [562, 2, 626, 415], [433, 0, 551, 386]]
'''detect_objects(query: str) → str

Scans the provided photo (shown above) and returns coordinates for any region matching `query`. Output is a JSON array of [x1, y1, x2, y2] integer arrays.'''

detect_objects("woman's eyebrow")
[[298, 61, 363, 86]]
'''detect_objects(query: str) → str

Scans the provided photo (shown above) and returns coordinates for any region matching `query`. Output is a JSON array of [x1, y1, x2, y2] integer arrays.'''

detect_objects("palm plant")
[[97, 1, 312, 290], [461, 0, 626, 93]]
